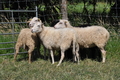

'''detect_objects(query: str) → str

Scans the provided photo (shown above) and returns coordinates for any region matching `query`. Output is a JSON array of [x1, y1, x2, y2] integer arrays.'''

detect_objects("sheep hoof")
[[102, 61, 105, 63], [74, 61, 77, 63], [29, 62, 32, 64], [52, 63, 54, 65], [57, 64, 60, 66], [102, 60, 105, 63]]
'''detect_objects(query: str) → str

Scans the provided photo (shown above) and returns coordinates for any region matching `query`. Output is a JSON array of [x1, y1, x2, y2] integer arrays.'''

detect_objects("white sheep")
[[14, 28, 40, 64], [54, 19, 110, 63], [30, 21, 79, 66], [29, 17, 54, 59]]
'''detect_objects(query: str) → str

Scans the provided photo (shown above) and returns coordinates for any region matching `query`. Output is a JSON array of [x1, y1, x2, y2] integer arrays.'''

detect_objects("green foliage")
[[67, 2, 111, 14]]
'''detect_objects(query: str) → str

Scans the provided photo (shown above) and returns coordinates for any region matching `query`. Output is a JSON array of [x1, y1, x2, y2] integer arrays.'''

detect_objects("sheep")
[[29, 17, 90, 62], [29, 17, 72, 61], [54, 19, 110, 63], [50, 20, 97, 61], [14, 28, 40, 64], [30, 20, 79, 66], [29, 17, 55, 60], [51, 19, 91, 28]]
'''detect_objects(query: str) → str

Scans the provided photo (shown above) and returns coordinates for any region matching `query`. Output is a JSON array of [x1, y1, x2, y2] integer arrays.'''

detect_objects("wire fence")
[[0, 6, 38, 56], [0, 0, 120, 56]]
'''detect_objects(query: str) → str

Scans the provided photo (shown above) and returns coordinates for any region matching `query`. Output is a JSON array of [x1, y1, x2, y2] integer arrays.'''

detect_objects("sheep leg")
[[28, 47, 34, 64], [50, 49, 54, 64], [14, 47, 19, 62], [100, 48, 106, 63], [75, 44, 80, 64], [74, 55, 77, 62], [14, 44, 21, 62], [57, 50, 65, 66], [72, 38, 76, 62], [28, 51, 32, 64]]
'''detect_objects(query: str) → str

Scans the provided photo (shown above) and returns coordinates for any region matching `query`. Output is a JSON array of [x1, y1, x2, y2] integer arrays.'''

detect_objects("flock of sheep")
[[14, 17, 110, 66]]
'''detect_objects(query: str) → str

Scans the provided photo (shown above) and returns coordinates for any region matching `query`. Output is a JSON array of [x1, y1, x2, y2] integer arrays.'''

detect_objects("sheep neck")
[[38, 27, 48, 40]]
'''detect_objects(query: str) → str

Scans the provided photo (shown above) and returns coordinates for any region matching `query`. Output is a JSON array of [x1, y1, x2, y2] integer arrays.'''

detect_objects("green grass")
[[0, 35, 15, 54], [0, 24, 28, 54], [0, 34, 120, 80], [0, 56, 119, 80], [0, 27, 119, 79]]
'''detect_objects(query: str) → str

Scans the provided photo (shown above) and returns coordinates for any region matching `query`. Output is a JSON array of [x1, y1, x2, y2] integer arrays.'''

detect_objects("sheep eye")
[[59, 22, 62, 24]]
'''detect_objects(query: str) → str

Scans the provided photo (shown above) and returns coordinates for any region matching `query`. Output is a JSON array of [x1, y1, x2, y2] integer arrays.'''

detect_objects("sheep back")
[[74, 26, 109, 48], [39, 27, 76, 51], [16, 28, 40, 49]]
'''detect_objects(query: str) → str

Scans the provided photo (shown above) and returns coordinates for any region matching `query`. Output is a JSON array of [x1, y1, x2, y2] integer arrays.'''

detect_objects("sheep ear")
[[64, 21, 68, 27], [38, 18, 41, 21], [41, 23, 44, 28]]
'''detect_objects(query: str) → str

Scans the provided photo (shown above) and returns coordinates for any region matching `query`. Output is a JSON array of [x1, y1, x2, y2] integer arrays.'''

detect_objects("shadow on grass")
[[48, 47, 102, 63], [16, 46, 102, 63]]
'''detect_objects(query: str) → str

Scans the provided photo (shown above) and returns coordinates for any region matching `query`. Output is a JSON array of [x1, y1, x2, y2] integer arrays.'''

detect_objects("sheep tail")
[[105, 31, 110, 44], [106, 32, 110, 41], [72, 35, 76, 58]]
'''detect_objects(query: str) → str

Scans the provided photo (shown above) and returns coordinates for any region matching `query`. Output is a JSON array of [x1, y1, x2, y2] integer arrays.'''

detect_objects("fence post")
[[35, 6, 38, 17], [11, 11, 15, 53], [61, 0, 68, 20]]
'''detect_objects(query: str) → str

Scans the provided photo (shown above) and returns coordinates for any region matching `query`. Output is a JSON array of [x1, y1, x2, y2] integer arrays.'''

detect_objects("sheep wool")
[[14, 28, 40, 64], [54, 20, 110, 63], [31, 21, 79, 66]]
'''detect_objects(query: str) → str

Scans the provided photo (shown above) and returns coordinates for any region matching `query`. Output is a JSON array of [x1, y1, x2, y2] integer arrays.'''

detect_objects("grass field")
[[0, 56, 119, 80], [0, 34, 120, 80]]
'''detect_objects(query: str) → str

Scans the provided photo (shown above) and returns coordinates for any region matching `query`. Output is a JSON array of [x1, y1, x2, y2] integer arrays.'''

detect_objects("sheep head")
[[54, 19, 73, 29], [29, 17, 41, 27], [31, 22, 44, 33]]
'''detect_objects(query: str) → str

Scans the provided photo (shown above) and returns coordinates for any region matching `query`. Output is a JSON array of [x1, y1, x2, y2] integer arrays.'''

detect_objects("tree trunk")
[[61, 0, 68, 20]]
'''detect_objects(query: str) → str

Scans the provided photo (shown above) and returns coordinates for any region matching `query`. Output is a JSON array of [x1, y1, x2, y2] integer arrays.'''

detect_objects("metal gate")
[[0, 6, 38, 56]]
